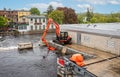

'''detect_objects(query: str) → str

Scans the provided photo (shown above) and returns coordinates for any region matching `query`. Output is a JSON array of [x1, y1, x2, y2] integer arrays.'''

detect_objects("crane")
[[41, 18, 72, 51]]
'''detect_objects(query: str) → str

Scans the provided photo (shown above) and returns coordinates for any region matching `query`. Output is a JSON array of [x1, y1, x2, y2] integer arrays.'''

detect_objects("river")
[[0, 34, 57, 77]]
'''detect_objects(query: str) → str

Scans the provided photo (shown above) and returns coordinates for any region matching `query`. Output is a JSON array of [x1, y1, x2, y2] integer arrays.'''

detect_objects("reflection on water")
[[0, 34, 57, 77], [18, 49, 34, 54]]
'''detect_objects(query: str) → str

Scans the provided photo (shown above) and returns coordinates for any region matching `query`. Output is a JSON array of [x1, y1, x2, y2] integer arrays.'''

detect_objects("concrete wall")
[[68, 31, 77, 43], [67, 31, 120, 55], [81, 33, 120, 55]]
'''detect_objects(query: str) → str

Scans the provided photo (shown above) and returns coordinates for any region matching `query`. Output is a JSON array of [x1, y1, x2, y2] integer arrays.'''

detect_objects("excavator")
[[41, 19, 92, 77], [41, 18, 72, 51]]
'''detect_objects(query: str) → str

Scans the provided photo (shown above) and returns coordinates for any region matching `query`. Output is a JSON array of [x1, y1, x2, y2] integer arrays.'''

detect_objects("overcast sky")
[[0, 0, 120, 14]]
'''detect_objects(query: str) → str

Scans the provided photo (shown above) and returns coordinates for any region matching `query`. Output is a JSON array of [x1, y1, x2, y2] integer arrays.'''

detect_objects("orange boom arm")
[[41, 18, 60, 51]]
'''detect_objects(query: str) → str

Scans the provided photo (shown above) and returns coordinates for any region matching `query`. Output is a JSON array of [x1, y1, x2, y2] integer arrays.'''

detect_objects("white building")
[[18, 15, 55, 33], [60, 23, 120, 55]]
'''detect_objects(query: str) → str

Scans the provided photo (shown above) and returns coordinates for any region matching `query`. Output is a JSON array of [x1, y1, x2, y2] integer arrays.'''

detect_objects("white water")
[[0, 46, 18, 51]]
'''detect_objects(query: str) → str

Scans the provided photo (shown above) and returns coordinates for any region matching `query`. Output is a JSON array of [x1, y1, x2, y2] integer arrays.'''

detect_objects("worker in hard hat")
[[69, 54, 85, 66]]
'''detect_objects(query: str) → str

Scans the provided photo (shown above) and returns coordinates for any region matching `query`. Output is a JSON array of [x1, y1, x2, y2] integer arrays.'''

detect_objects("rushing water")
[[0, 34, 57, 77]]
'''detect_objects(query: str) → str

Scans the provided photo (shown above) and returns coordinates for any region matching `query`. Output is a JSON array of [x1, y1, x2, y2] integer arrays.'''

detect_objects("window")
[[43, 18, 45, 22], [107, 40, 115, 48], [35, 18, 37, 23], [18, 26, 22, 30], [39, 26, 41, 30], [18, 25, 27, 30], [22, 18, 25, 22], [35, 26, 37, 30], [43, 25, 45, 29], [24, 26, 27, 29], [39, 18, 41, 23], [31, 18, 33, 21], [31, 25, 33, 30]]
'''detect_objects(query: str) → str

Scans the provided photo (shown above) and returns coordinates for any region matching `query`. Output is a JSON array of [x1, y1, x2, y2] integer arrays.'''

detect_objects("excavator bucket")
[[48, 46, 56, 51]]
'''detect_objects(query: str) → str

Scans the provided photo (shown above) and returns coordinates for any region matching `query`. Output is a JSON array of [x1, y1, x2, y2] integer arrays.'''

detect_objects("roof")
[[0, 10, 29, 12], [16, 10, 30, 12], [60, 23, 120, 38], [27, 15, 46, 18]]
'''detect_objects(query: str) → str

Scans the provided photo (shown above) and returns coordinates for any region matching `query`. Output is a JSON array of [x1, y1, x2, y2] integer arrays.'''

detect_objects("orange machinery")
[[41, 18, 72, 51]]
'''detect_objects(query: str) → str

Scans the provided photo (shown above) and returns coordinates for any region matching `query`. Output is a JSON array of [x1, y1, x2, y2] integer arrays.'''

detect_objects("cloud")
[[17, 7, 30, 10], [109, 0, 120, 4], [21, 7, 30, 10], [28, 1, 64, 12], [77, 4, 93, 12], [76, 0, 120, 5], [29, 3, 48, 9], [49, 1, 63, 8], [77, 4, 91, 8], [76, 0, 106, 5], [27, 1, 64, 13]]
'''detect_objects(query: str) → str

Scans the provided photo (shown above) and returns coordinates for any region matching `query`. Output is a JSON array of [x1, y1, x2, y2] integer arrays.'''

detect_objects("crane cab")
[[54, 32, 72, 45], [59, 32, 68, 40]]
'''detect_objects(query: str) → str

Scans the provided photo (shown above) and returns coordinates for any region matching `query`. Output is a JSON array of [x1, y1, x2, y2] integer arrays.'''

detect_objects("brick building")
[[0, 9, 18, 22], [0, 9, 30, 23]]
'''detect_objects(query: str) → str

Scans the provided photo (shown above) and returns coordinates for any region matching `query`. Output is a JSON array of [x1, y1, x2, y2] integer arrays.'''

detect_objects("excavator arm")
[[41, 18, 60, 51]]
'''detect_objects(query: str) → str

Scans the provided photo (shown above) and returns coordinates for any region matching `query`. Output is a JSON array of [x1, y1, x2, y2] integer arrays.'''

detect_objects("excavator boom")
[[41, 18, 60, 51]]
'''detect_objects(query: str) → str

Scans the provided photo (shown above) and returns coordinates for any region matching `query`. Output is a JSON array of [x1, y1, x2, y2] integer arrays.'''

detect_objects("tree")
[[48, 10, 64, 24], [47, 5, 54, 15], [57, 7, 78, 24], [77, 12, 120, 23], [90, 17, 97, 23], [0, 16, 8, 27], [86, 8, 93, 22], [77, 13, 86, 23], [30, 7, 40, 15], [77, 15, 83, 23], [0, 16, 8, 31]]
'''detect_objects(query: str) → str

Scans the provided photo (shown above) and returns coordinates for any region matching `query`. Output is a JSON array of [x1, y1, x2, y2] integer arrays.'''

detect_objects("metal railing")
[[63, 57, 97, 77]]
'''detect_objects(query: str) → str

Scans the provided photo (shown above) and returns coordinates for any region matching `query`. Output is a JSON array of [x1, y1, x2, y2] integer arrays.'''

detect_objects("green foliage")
[[77, 13, 86, 23], [86, 9, 93, 22], [47, 5, 54, 15], [48, 10, 64, 24], [77, 15, 83, 23], [57, 7, 78, 24], [90, 17, 97, 23], [30, 7, 40, 15], [0, 16, 8, 27], [77, 12, 120, 23]]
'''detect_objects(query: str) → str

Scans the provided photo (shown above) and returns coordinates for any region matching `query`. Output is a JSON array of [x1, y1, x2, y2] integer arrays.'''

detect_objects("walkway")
[[67, 44, 120, 77]]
